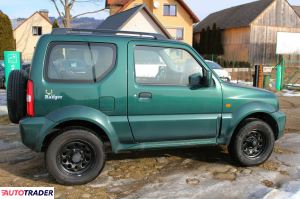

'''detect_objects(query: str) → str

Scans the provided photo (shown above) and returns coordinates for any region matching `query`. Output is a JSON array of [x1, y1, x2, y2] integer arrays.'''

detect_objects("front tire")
[[229, 119, 275, 166], [46, 128, 105, 185]]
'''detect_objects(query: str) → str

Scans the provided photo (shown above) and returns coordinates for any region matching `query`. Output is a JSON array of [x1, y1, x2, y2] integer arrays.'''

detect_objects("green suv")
[[7, 29, 286, 185]]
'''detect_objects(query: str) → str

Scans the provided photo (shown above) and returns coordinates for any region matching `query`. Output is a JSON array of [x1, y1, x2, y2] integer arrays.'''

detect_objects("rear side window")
[[46, 42, 116, 82]]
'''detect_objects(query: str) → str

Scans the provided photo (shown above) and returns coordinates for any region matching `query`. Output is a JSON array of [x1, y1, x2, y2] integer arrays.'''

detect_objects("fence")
[[202, 53, 300, 90], [279, 58, 300, 90]]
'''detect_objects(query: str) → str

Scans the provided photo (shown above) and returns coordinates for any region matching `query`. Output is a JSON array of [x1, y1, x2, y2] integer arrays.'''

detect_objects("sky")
[[0, 0, 299, 20]]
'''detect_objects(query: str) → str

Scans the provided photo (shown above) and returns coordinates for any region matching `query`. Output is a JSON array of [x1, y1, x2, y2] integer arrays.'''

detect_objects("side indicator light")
[[226, 104, 231, 108]]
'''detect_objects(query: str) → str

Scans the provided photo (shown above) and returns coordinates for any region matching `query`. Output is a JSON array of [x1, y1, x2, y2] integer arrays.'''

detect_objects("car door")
[[128, 41, 223, 142]]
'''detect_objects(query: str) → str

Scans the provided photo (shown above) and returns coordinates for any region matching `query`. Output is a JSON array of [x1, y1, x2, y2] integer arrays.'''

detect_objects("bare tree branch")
[[74, 0, 98, 2], [72, 8, 106, 19], [69, 0, 75, 9], [59, 0, 65, 7], [51, 0, 63, 20], [49, 0, 105, 27]]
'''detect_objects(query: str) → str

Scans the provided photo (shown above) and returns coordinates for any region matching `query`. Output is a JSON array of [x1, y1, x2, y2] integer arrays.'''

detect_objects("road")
[[0, 95, 299, 199]]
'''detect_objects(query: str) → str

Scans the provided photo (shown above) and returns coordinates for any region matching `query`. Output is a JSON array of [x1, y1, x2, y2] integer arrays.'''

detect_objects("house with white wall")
[[12, 10, 52, 61]]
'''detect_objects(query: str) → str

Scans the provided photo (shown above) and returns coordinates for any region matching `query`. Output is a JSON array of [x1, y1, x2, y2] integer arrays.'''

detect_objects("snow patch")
[[282, 89, 300, 97], [230, 80, 253, 86]]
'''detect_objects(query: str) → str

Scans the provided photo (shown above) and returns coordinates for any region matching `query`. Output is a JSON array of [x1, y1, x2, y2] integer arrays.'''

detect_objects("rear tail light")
[[26, 80, 34, 117]]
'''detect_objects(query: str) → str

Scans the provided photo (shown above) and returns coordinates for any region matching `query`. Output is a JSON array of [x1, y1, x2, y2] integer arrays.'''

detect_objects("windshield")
[[206, 61, 222, 69]]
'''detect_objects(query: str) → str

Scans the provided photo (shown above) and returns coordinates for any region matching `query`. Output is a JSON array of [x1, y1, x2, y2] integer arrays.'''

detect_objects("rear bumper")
[[271, 111, 286, 139], [19, 117, 55, 152]]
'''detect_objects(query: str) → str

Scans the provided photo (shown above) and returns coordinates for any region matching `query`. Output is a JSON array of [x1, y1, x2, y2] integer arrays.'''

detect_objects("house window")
[[32, 26, 42, 36], [167, 28, 184, 40], [163, 5, 177, 16], [176, 28, 184, 40]]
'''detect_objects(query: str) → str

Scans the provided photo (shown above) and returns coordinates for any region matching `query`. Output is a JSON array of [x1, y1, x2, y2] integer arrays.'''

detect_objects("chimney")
[[39, 9, 49, 20]]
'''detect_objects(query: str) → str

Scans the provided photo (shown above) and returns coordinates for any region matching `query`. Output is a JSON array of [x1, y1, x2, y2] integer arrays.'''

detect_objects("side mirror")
[[202, 69, 212, 87], [189, 73, 202, 87], [189, 70, 212, 88]]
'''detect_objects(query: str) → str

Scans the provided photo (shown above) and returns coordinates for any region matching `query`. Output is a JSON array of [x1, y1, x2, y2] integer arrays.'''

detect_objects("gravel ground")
[[0, 95, 299, 199]]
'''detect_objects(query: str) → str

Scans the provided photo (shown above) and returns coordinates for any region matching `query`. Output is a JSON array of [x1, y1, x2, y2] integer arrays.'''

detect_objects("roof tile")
[[293, 6, 300, 17], [194, 0, 274, 32]]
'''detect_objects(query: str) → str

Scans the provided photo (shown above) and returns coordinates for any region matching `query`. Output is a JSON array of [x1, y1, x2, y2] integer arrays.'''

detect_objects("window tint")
[[47, 42, 116, 82], [206, 61, 222, 69], [90, 44, 116, 80], [134, 46, 203, 86], [163, 5, 177, 16]]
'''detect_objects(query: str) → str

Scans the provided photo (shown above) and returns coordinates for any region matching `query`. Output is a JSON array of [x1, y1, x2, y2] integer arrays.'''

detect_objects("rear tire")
[[228, 119, 274, 166], [7, 70, 28, 124], [46, 128, 105, 185]]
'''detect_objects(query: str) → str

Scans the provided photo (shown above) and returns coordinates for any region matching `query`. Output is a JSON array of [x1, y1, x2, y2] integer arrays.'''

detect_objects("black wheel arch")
[[42, 120, 111, 152], [229, 112, 279, 146]]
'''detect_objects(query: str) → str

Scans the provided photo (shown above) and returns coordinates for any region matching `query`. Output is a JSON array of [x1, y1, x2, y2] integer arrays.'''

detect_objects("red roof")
[[106, 0, 130, 6], [107, 0, 199, 23]]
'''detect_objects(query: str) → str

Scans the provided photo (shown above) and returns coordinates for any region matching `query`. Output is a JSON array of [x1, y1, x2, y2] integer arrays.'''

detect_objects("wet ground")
[[0, 89, 7, 116], [0, 89, 6, 106], [0, 95, 299, 198]]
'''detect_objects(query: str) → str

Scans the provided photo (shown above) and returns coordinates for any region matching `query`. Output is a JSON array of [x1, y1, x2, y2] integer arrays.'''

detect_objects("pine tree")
[[211, 23, 218, 55], [199, 28, 206, 54], [205, 26, 212, 55], [52, 19, 60, 29], [216, 27, 224, 55], [0, 11, 15, 59]]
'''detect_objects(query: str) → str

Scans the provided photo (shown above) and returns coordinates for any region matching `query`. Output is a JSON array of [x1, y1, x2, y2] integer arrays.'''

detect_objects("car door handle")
[[138, 92, 152, 99]]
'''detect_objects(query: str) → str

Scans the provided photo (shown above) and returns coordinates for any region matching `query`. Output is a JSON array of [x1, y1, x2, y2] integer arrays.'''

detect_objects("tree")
[[50, 0, 105, 28], [211, 23, 218, 55], [0, 11, 15, 59], [216, 27, 224, 55], [198, 28, 206, 54], [205, 26, 211, 55], [195, 24, 224, 57], [52, 19, 60, 29]]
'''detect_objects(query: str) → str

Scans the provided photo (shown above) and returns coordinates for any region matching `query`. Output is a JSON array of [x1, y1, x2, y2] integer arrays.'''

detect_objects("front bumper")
[[271, 111, 286, 139], [19, 117, 55, 152]]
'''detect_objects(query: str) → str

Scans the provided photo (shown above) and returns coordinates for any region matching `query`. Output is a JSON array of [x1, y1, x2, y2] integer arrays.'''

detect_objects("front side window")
[[163, 5, 177, 16], [46, 42, 116, 82], [32, 26, 42, 36], [134, 46, 203, 86]]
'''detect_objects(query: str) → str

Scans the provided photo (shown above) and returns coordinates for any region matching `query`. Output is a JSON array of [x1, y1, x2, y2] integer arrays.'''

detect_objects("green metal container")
[[276, 65, 282, 91], [4, 51, 21, 87], [263, 74, 271, 89]]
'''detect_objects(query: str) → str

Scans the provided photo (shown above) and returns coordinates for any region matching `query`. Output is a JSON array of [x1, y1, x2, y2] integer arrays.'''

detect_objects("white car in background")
[[205, 60, 231, 82]]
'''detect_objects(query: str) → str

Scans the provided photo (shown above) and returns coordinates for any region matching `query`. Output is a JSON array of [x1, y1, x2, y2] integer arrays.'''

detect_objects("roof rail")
[[51, 28, 167, 40]]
